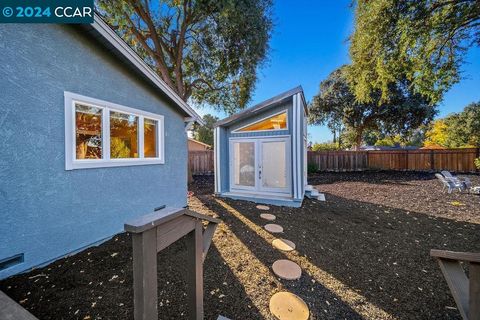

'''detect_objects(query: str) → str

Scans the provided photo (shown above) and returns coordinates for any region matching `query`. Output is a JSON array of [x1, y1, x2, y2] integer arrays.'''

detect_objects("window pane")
[[144, 118, 158, 158], [110, 111, 138, 158], [238, 112, 287, 132], [233, 142, 255, 187], [75, 104, 102, 159]]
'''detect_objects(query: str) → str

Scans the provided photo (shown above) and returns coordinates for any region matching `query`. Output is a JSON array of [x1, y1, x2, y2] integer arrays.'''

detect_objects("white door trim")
[[229, 136, 291, 196]]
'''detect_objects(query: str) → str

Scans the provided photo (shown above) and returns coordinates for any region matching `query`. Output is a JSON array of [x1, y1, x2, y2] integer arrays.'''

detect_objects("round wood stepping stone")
[[260, 213, 276, 221], [272, 238, 296, 252], [269, 291, 309, 320], [264, 224, 283, 233], [272, 259, 302, 280], [256, 204, 270, 210]]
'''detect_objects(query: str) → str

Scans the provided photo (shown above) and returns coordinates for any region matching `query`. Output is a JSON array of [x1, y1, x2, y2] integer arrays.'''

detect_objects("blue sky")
[[196, 0, 480, 143]]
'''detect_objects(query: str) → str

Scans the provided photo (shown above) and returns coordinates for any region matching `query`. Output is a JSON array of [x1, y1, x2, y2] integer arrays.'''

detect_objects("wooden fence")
[[308, 148, 479, 172], [189, 148, 479, 175], [189, 151, 214, 175]]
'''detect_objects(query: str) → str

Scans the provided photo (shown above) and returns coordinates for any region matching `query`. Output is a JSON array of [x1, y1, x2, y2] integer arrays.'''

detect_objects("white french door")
[[230, 137, 291, 195]]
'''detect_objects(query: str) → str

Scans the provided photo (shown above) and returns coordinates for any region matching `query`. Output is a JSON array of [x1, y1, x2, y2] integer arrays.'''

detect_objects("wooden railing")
[[189, 148, 480, 175]]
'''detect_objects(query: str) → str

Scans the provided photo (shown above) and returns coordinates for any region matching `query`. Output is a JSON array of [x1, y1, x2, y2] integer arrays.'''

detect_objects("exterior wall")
[[188, 139, 210, 151], [218, 100, 297, 196], [0, 24, 188, 278]]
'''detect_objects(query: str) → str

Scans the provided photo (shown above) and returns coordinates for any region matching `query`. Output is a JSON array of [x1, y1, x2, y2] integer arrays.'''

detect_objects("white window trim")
[[64, 91, 165, 170], [231, 109, 289, 133]]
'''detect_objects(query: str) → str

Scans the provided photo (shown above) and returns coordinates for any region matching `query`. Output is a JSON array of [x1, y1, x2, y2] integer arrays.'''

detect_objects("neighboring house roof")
[[360, 145, 420, 151], [81, 14, 204, 125], [215, 86, 307, 127], [188, 138, 212, 149], [420, 144, 447, 150]]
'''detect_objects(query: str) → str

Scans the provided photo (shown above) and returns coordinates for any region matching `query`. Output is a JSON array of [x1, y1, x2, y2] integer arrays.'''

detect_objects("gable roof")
[[215, 86, 307, 127], [81, 14, 204, 125]]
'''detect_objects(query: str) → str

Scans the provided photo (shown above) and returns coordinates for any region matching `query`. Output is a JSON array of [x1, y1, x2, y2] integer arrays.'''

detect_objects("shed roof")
[[215, 86, 307, 127], [80, 14, 204, 125]]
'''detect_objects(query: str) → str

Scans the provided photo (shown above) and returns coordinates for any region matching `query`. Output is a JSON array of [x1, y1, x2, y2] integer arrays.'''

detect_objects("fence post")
[[430, 150, 435, 171]]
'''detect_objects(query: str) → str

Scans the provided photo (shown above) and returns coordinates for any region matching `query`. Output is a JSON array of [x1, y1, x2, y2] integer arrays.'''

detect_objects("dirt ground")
[[1, 171, 479, 319]]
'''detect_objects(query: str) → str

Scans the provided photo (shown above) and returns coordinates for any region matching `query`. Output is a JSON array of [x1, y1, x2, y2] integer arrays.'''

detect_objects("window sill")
[[66, 158, 165, 170]]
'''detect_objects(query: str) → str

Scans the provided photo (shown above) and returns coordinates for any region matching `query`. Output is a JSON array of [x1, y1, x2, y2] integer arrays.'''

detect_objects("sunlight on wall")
[[213, 198, 394, 320]]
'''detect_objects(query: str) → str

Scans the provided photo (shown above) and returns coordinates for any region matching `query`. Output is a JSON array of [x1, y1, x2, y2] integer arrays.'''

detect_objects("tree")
[[309, 66, 437, 149], [424, 101, 480, 147], [348, 0, 480, 105], [97, 0, 273, 114], [192, 113, 218, 146]]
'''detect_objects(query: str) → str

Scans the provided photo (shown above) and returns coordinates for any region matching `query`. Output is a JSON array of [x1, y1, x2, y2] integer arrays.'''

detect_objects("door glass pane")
[[233, 142, 255, 187], [262, 141, 287, 188], [75, 104, 102, 159], [144, 118, 158, 158], [110, 111, 139, 158]]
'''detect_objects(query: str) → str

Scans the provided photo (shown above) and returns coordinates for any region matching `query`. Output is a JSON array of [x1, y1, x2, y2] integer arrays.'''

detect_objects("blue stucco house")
[[213, 87, 310, 207], [0, 16, 202, 279]]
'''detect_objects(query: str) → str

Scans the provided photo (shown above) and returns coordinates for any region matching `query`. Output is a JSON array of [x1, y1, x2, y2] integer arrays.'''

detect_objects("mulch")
[[1, 171, 479, 319]]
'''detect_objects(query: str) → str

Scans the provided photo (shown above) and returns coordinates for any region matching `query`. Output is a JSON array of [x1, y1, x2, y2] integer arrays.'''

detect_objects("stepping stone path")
[[264, 224, 283, 233], [254, 205, 309, 318], [272, 259, 302, 280], [269, 291, 309, 320], [260, 213, 276, 221], [272, 238, 296, 252]]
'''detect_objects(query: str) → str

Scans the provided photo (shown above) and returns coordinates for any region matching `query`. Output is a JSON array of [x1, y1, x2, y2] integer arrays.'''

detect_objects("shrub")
[[308, 163, 319, 174], [311, 142, 340, 151], [475, 157, 480, 169]]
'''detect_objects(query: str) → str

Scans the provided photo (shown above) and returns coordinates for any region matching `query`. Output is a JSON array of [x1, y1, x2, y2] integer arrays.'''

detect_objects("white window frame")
[[64, 91, 165, 170], [231, 109, 289, 133]]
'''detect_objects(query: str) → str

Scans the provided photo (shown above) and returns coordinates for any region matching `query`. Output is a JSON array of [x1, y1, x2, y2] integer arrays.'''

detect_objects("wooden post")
[[431, 249, 480, 320], [470, 262, 480, 320], [186, 221, 204, 320], [430, 150, 435, 171], [125, 208, 220, 320], [132, 229, 158, 320]]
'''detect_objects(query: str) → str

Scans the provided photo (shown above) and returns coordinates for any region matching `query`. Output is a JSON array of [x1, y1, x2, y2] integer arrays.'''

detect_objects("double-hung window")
[[65, 92, 164, 170]]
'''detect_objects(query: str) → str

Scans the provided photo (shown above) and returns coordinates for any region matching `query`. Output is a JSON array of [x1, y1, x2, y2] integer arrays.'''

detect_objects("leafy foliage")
[[475, 157, 480, 169], [97, 0, 273, 114], [309, 66, 436, 148], [424, 101, 480, 148], [191, 114, 218, 146], [311, 142, 341, 151], [348, 0, 480, 105]]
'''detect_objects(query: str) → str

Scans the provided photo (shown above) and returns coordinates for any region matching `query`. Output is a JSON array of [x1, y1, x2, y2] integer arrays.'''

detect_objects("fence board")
[[189, 151, 214, 175], [189, 148, 479, 175]]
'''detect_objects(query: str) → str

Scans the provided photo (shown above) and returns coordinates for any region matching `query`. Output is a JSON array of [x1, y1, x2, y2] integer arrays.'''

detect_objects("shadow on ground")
[[191, 174, 480, 319], [0, 232, 262, 320]]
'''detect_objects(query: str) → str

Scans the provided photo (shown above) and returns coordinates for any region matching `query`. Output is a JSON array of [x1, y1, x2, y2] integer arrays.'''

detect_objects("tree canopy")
[[191, 113, 218, 146], [97, 0, 273, 114], [309, 66, 437, 148], [424, 101, 480, 148], [348, 0, 480, 105]]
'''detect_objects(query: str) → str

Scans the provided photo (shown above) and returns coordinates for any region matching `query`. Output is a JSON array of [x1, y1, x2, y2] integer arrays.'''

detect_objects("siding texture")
[[0, 24, 188, 278]]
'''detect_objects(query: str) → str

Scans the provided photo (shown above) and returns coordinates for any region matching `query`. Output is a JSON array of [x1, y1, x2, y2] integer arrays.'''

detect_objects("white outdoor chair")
[[441, 170, 472, 191], [435, 173, 463, 193]]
